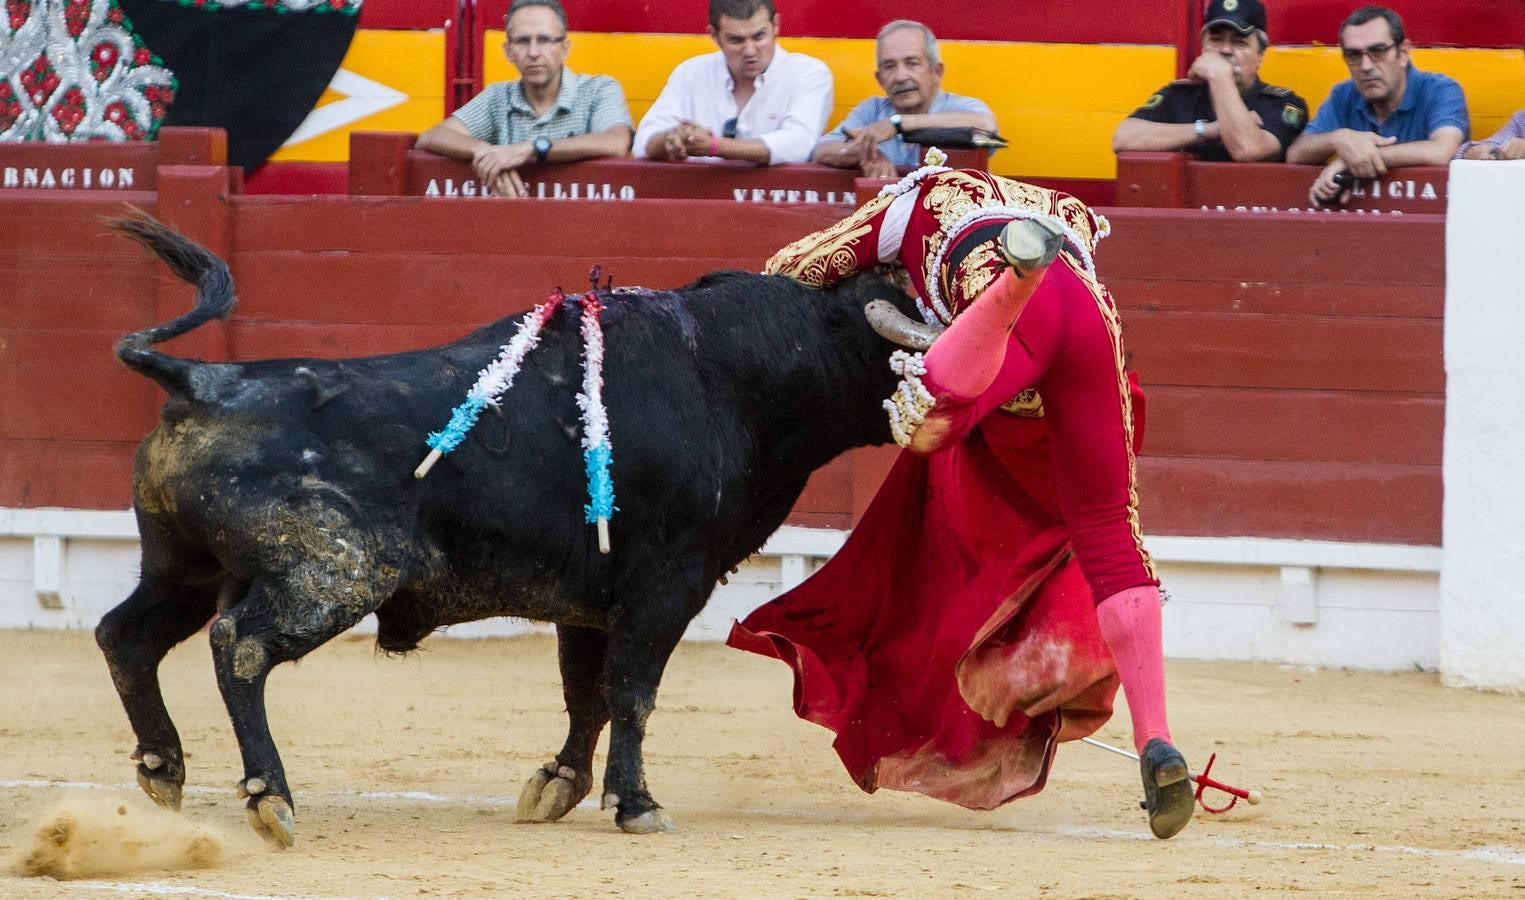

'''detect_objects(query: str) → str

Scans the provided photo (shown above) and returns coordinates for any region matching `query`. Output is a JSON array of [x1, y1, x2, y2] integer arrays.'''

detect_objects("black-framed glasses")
[[722, 117, 738, 139], [509, 35, 567, 49], [1341, 43, 1396, 65]]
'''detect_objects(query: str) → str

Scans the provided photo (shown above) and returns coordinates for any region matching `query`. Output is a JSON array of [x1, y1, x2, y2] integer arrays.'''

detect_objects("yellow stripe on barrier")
[[273, 30, 1523, 177], [486, 31, 1175, 179]]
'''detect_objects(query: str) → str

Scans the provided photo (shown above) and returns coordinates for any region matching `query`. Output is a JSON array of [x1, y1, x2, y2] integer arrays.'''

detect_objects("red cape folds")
[[727, 378, 1147, 810]]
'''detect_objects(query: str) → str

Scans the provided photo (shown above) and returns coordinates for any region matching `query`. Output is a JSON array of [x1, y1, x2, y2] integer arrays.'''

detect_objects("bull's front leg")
[[516, 624, 609, 823], [600, 601, 690, 834]]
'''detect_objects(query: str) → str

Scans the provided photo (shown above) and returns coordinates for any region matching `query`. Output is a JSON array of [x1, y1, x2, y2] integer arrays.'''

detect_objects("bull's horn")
[[865, 300, 943, 350]]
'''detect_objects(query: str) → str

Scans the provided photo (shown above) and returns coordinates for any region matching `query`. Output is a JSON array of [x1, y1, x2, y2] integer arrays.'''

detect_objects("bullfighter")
[[729, 160, 1195, 839]]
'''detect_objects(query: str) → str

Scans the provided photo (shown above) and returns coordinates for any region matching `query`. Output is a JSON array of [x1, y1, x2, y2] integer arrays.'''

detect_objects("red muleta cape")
[[727, 376, 1146, 810]]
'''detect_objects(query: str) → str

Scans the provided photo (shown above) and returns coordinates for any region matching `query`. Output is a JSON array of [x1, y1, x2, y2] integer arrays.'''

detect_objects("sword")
[[1080, 736, 1264, 814]]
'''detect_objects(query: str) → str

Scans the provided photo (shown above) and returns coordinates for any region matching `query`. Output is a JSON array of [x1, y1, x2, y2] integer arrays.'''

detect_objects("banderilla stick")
[[414, 448, 444, 479], [1080, 736, 1264, 814]]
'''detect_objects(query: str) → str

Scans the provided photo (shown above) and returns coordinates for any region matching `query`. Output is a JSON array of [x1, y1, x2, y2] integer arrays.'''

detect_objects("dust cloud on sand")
[[15, 795, 224, 880]]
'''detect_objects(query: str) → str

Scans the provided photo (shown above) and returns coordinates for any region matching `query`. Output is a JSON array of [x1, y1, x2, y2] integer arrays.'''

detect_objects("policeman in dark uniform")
[[1112, 0, 1308, 162]]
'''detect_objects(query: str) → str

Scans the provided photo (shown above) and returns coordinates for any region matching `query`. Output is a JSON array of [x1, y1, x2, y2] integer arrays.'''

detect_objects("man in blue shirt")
[[1286, 5, 1468, 206], [812, 20, 996, 178]]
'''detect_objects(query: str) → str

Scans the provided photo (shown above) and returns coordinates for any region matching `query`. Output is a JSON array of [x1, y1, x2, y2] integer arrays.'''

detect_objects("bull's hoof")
[[135, 767, 183, 811], [617, 808, 678, 835], [244, 795, 295, 849], [515, 762, 587, 823]]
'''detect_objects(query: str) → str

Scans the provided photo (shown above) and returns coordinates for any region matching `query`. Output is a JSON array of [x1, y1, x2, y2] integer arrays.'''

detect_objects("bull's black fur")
[[96, 211, 921, 842]]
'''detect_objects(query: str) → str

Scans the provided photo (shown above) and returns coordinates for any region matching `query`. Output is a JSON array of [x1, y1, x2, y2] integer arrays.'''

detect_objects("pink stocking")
[[1096, 585, 1172, 753], [923, 267, 1044, 400]]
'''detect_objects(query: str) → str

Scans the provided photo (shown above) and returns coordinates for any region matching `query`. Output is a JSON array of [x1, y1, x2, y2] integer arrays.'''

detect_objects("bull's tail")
[[109, 209, 236, 398]]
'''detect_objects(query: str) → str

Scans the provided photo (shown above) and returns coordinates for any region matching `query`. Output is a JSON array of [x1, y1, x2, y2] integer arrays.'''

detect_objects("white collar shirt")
[[633, 44, 833, 164]]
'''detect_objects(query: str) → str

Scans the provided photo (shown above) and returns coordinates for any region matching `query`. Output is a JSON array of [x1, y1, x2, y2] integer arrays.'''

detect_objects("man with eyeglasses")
[[1286, 5, 1468, 206], [1113, 0, 1308, 162], [415, 0, 633, 197], [633, 0, 832, 165], [812, 20, 997, 179]]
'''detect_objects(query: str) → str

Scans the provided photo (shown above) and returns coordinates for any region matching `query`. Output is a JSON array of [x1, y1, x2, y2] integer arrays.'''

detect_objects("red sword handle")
[[1192, 753, 1262, 814]]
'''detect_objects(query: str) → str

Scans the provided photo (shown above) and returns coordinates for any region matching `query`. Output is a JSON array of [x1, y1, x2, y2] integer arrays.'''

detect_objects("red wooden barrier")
[[1115, 153, 1449, 214], [0, 126, 226, 195], [0, 184, 1445, 545], [1099, 207, 1444, 544]]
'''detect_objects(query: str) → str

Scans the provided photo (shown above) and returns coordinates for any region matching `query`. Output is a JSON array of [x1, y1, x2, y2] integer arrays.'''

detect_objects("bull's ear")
[[864, 299, 942, 351]]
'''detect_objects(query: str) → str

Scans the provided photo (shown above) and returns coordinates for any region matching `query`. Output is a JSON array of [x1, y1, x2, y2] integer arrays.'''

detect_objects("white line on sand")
[[5, 778, 1523, 869], [43, 882, 344, 900]]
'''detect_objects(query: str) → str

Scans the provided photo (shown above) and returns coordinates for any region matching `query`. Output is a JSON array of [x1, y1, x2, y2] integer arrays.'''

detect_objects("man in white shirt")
[[633, 0, 832, 165]]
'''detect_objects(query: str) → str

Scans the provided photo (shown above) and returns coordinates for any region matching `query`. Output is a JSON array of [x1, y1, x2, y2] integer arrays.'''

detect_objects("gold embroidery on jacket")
[[764, 193, 892, 287], [944, 242, 1000, 316], [999, 388, 1046, 418], [1066, 256, 1156, 580]]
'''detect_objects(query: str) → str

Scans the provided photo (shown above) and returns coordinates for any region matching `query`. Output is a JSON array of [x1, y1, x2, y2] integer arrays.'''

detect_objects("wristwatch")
[[533, 135, 552, 164], [1193, 119, 1208, 142], [889, 113, 903, 135]]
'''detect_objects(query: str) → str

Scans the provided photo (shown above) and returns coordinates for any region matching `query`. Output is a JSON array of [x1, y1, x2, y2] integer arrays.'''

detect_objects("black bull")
[[95, 213, 925, 846]]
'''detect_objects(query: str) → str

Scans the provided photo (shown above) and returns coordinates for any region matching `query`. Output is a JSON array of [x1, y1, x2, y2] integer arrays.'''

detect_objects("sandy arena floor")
[[0, 628, 1522, 899]]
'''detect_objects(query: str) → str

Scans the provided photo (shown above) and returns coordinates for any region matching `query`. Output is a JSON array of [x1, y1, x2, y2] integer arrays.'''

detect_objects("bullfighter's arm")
[[761, 191, 895, 287]]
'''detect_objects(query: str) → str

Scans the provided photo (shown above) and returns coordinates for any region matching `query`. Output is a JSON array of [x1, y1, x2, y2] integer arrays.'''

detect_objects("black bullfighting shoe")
[[996, 217, 1065, 277], [1140, 738, 1194, 839]]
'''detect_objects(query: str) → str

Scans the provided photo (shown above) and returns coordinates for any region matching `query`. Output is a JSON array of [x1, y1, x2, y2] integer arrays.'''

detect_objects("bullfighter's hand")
[[1309, 160, 1350, 207], [472, 142, 533, 185], [1331, 129, 1395, 179]]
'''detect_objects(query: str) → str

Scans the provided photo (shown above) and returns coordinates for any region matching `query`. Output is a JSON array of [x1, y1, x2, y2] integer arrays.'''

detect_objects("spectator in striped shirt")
[[415, 0, 633, 197]]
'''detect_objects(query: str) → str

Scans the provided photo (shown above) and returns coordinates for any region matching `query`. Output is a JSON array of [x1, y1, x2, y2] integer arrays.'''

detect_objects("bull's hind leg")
[[96, 574, 220, 810], [601, 597, 692, 834], [517, 625, 609, 823], [209, 566, 392, 848]]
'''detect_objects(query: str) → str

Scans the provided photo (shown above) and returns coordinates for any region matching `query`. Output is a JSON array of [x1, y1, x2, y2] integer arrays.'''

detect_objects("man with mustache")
[[634, 0, 832, 165], [1286, 5, 1468, 206], [812, 20, 997, 179], [415, 0, 634, 198], [1113, 0, 1308, 162]]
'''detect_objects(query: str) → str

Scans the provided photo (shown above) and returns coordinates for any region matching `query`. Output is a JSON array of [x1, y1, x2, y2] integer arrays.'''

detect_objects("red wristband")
[[710, 135, 719, 157]]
